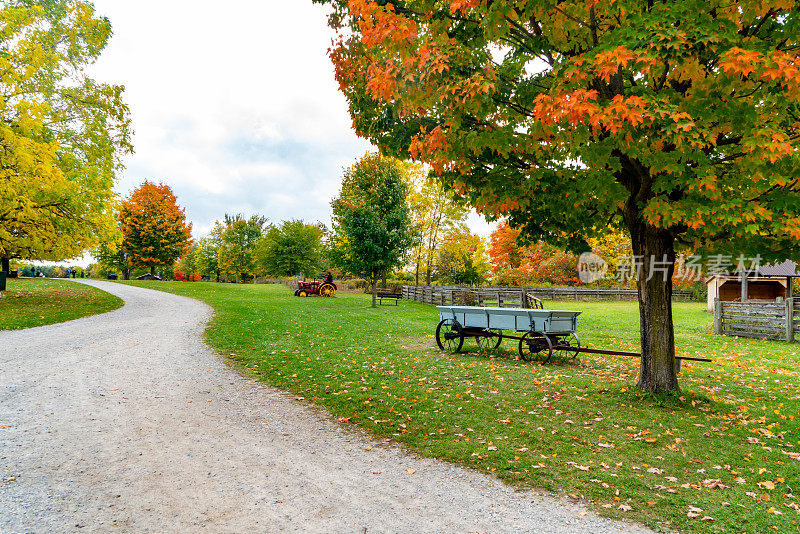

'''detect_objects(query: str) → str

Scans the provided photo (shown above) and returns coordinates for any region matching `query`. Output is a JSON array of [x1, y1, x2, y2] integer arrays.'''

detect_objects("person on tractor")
[[325, 271, 333, 285]]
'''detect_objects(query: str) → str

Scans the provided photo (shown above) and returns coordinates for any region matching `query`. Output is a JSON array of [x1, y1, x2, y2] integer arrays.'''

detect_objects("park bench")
[[376, 289, 402, 306]]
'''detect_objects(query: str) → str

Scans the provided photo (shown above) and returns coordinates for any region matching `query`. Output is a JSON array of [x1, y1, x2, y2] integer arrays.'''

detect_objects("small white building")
[[706, 260, 797, 312]]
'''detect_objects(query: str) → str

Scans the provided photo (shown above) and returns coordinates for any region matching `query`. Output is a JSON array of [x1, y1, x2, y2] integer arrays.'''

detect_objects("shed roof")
[[754, 260, 799, 277]]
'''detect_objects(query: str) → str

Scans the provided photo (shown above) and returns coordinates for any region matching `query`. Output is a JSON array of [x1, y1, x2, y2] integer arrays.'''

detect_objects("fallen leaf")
[[759, 481, 776, 490], [701, 516, 715, 521], [618, 504, 632, 511], [406, 468, 417, 475]]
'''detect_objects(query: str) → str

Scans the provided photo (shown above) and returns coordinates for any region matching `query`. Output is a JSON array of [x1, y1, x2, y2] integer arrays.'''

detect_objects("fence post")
[[786, 298, 794, 343], [714, 298, 722, 335]]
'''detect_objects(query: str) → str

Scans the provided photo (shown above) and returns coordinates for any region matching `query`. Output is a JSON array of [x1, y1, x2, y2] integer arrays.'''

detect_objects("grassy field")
[[125, 281, 799, 533], [0, 277, 123, 330]]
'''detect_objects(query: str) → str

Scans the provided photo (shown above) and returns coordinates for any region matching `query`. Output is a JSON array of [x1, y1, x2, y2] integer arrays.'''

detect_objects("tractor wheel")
[[294, 290, 300, 296], [319, 283, 336, 298], [299, 290, 307, 297]]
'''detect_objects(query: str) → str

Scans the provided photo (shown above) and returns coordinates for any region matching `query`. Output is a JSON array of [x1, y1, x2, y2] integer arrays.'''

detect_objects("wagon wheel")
[[319, 283, 336, 298], [298, 290, 307, 297], [436, 319, 464, 353], [518, 331, 553, 362], [552, 333, 581, 361], [476, 329, 503, 352]]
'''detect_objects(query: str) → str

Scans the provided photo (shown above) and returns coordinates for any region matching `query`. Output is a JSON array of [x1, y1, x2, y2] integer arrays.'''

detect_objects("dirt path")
[[0, 281, 654, 533]]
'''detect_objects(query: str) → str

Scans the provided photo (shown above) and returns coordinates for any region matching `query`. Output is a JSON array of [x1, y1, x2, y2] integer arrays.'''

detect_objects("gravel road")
[[0, 280, 655, 533]]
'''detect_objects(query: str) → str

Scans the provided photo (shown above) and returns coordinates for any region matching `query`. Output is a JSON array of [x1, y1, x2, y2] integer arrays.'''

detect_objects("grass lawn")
[[125, 281, 799, 533], [0, 277, 123, 330]]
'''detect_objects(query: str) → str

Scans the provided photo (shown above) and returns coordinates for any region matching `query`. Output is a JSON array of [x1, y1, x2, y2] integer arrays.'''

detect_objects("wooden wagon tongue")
[[434, 305, 712, 365]]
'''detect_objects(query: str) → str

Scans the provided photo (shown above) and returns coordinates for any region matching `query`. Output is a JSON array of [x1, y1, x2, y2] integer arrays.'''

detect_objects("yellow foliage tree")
[[403, 163, 468, 285], [0, 1, 132, 273]]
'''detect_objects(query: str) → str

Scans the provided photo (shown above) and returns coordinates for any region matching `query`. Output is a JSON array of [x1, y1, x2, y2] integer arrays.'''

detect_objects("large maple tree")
[[119, 181, 192, 276], [317, 0, 800, 392]]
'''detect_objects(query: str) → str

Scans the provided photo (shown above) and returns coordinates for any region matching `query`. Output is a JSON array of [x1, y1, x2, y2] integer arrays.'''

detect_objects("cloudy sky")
[[88, 0, 493, 239]]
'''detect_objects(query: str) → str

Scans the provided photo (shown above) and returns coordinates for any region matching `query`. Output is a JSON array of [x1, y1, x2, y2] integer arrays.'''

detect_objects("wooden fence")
[[401, 285, 698, 307], [715, 298, 799, 341]]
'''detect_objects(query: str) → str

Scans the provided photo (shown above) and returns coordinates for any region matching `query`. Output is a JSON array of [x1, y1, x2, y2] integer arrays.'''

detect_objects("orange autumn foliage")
[[119, 181, 192, 274]]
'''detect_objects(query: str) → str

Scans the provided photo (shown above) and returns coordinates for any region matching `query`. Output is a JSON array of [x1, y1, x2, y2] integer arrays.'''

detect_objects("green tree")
[[0, 0, 132, 273], [95, 234, 132, 280], [319, 0, 800, 393], [176, 242, 199, 280], [218, 214, 267, 283], [196, 223, 224, 282], [435, 230, 490, 286], [119, 181, 192, 276], [256, 220, 324, 277], [330, 153, 414, 307]]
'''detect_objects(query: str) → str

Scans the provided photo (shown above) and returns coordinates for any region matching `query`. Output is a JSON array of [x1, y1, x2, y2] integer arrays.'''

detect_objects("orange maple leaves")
[[347, 0, 417, 48], [720, 47, 800, 90], [119, 181, 192, 270]]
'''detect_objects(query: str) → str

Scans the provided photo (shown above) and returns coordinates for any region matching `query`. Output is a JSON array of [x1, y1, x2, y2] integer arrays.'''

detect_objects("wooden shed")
[[707, 260, 798, 312]]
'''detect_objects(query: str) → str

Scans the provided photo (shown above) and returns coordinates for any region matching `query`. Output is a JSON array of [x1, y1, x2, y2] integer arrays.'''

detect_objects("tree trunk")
[[371, 278, 377, 308], [123, 268, 130, 280], [381, 271, 387, 289], [415, 261, 420, 286], [1, 257, 9, 273], [150, 265, 155, 276], [628, 218, 679, 393]]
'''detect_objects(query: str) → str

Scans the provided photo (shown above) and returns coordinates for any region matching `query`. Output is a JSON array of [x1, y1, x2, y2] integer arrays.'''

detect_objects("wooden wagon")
[[434, 305, 713, 367], [435, 305, 583, 362]]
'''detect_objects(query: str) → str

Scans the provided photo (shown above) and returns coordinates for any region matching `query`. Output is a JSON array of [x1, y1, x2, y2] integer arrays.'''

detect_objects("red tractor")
[[294, 279, 336, 298]]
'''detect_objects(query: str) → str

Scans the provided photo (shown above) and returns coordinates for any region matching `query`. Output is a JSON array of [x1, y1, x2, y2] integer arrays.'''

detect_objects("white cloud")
[[85, 0, 491, 244]]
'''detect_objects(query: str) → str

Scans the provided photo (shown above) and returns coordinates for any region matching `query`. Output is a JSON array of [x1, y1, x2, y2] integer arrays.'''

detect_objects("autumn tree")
[[0, 1, 132, 274], [218, 214, 268, 283], [330, 153, 414, 307], [318, 0, 800, 393], [119, 181, 192, 276], [488, 221, 525, 277], [176, 243, 201, 281], [404, 162, 468, 285], [488, 222, 578, 286], [435, 230, 490, 285], [256, 220, 325, 277]]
